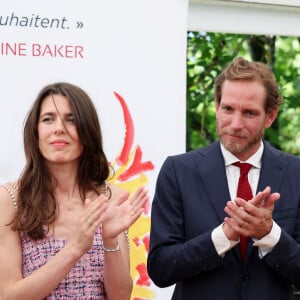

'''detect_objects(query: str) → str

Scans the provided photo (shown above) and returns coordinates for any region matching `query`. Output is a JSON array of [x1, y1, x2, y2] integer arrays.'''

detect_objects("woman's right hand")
[[69, 195, 109, 255]]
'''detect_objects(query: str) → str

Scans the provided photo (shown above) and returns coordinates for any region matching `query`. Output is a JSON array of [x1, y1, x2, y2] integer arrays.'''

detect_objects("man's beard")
[[217, 127, 264, 156]]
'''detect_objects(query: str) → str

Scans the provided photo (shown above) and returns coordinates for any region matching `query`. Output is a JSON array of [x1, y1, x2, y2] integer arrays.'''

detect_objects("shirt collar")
[[220, 141, 263, 169]]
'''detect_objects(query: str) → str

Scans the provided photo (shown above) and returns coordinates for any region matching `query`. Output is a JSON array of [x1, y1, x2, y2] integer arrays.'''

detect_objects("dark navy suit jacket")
[[147, 141, 300, 300]]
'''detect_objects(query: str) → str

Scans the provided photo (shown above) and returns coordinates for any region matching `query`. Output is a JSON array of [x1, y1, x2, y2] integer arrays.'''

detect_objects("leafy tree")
[[186, 32, 300, 156]]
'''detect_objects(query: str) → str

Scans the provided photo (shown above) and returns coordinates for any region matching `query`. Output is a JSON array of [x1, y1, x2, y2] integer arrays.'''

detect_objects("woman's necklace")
[[62, 181, 108, 211]]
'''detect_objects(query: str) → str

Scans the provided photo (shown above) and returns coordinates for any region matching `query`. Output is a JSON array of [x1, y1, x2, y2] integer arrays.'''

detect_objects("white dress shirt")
[[211, 141, 281, 258]]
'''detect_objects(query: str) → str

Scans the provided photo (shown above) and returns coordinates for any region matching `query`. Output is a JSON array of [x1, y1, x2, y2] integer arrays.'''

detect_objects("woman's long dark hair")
[[11, 82, 110, 240]]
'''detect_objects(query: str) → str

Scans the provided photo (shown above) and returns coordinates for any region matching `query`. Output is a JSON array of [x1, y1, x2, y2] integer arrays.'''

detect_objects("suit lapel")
[[257, 141, 287, 193], [196, 142, 241, 261], [195, 142, 231, 223], [245, 141, 287, 264]]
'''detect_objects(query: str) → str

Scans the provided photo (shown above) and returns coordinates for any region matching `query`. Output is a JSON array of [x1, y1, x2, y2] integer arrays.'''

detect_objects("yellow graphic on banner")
[[109, 92, 156, 300]]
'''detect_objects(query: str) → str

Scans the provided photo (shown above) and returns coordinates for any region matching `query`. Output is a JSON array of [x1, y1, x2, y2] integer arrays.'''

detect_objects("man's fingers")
[[249, 186, 271, 206], [263, 192, 280, 207]]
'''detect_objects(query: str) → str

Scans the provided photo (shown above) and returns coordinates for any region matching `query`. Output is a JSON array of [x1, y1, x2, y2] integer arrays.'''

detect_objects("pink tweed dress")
[[2, 182, 107, 299], [21, 227, 107, 299]]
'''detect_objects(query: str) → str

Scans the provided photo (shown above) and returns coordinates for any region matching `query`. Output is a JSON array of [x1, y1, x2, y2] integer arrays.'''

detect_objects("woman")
[[0, 82, 149, 299]]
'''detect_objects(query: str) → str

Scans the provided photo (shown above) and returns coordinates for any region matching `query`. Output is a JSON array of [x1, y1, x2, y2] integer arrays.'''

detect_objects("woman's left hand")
[[102, 186, 149, 240]]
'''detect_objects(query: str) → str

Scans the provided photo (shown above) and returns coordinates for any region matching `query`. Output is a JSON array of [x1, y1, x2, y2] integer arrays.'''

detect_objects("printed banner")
[[0, 1, 188, 299]]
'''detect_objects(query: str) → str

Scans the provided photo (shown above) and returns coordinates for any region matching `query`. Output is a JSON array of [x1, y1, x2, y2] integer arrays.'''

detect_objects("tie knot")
[[233, 162, 252, 176]]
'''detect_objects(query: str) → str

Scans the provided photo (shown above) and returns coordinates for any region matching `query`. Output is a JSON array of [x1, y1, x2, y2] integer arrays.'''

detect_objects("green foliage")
[[186, 32, 300, 156]]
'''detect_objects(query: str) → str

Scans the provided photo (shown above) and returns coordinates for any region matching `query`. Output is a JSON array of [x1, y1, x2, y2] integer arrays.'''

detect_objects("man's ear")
[[215, 100, 219, 112], [265, 108, 278, 129]]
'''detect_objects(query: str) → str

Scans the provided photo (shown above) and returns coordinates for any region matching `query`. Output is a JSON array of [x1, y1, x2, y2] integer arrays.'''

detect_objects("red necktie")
[[233, 162, 253, 261]]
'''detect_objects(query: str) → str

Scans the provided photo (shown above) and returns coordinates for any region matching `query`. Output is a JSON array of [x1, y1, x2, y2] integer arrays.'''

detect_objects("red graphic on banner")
[[119, 145, 154, 181], [114, 91, 134, 165], [110, 91, 155, 299], [136, 263, 151, 287]]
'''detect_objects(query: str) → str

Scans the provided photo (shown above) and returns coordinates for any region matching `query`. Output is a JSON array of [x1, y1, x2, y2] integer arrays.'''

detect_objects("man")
[[147, 57, 300, 299]]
